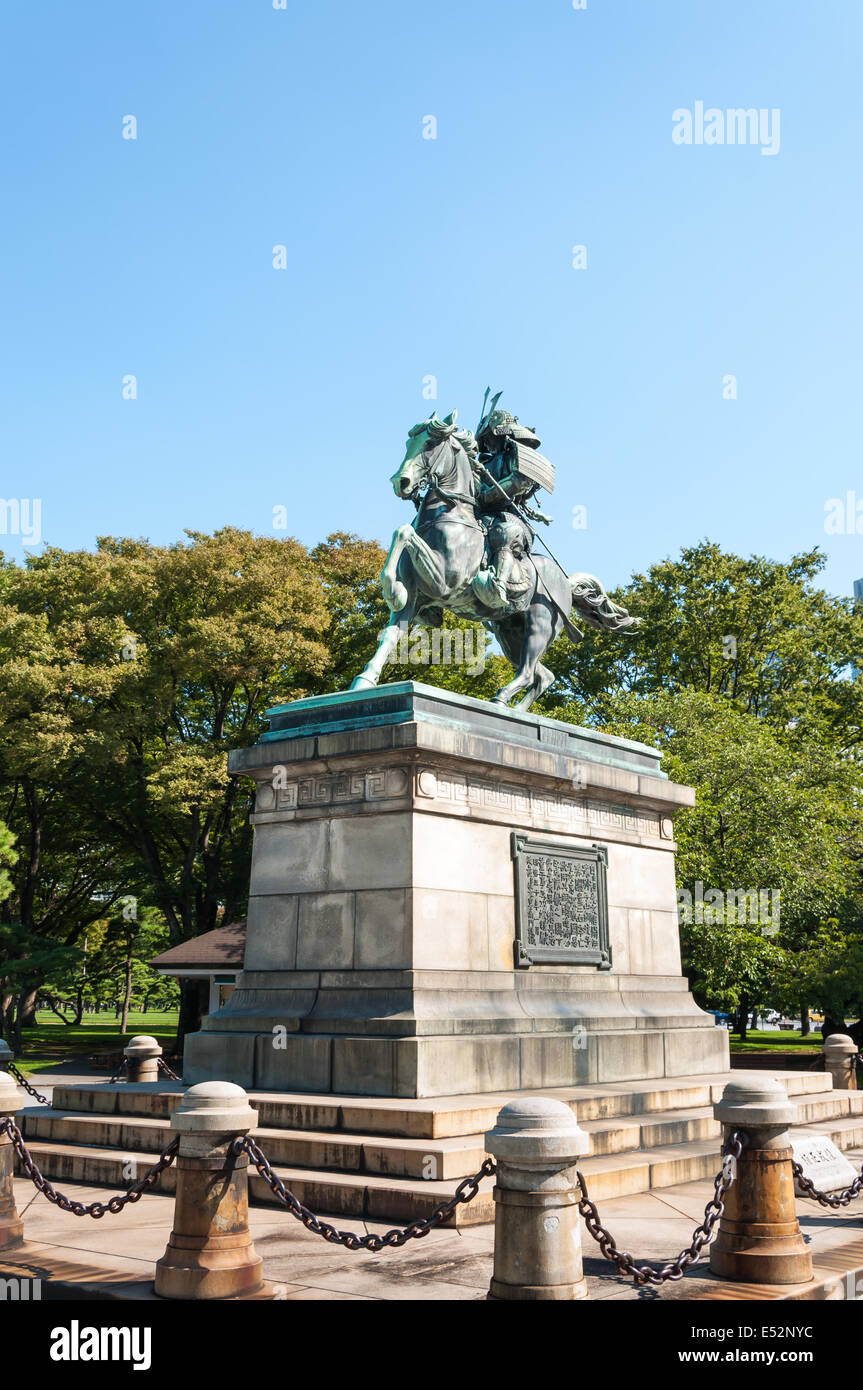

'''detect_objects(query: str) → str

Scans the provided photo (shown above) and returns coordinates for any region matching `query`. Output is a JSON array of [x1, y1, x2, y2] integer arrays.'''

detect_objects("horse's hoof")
[[349, 675, 378, 691]]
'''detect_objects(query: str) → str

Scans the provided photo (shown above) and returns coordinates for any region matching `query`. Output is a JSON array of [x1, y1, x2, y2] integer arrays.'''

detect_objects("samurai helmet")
[[475, 388, 541, 451]]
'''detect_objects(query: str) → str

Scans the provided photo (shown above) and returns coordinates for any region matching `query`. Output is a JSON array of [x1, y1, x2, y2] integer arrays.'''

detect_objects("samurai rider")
[[470, 390, 555, 615]]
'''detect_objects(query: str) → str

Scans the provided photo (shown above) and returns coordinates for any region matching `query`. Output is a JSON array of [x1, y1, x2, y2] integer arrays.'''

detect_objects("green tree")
[[542, 541, 863, 740], [0, 563, 136, 1043], [561, 688, 860, 1032], [0, 529, 332, 1044]]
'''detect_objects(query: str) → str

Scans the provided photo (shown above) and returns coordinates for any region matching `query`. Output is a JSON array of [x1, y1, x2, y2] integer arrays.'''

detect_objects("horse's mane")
[[425, 416, 479, 463]]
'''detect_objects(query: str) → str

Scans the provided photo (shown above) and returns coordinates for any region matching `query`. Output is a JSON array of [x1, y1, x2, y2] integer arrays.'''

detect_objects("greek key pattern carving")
[[256, 767, 410, 813], [255, 763, 660, 838], [415, 768, 659, 837]]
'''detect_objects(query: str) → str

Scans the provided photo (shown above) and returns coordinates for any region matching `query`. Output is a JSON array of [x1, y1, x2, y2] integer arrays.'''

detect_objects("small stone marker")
[[792, 1134, 857, 1195]]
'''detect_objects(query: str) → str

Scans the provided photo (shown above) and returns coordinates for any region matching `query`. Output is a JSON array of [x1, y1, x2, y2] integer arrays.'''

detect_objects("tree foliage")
[[547, 543, 863, 1018]]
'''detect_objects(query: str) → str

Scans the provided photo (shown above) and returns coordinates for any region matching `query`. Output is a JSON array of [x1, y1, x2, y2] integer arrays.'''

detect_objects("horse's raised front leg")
[[398, 526, 448, 599], [350, 596, 417, 691], [381, 523, 447, 608], [381, 524, 413, 611]]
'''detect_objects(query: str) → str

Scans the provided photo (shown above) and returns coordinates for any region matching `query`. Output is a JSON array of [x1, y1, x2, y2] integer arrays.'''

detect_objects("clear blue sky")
[[2, 0, 861, 599]]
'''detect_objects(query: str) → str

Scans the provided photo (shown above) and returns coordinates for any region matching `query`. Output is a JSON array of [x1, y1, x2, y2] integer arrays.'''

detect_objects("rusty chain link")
[[577, 1131, 746, 1286], [108, 1057, 128, 1083], [157, 1057, 181, 1081], [235, 1134, 496, 1251], [1, 1115, 179, 1217], [792, 1158, 863, 1208], [6, 1061, 51, 1106]]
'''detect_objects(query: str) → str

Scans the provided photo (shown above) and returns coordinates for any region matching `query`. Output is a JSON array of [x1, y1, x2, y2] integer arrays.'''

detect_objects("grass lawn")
[[730, 1029, 826, 1052], [13, 1009, 179, 1075]]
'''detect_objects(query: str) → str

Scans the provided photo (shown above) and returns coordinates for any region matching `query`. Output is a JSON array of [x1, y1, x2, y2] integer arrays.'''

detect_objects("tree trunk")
[[46, 996, 69, 1023], [18, 986, 38, 1029], [12, 988, 34, 1055], [800, 1003, 810, 1038], [736, 991, 749, 1042], [120, 950, 133, 1036]]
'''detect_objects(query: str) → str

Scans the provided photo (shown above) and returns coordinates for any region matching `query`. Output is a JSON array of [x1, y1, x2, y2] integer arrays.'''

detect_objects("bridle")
[[416, 436, 477, 510]]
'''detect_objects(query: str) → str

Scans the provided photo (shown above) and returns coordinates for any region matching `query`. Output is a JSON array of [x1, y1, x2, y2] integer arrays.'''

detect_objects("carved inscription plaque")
[[512, 833, 611, 968]]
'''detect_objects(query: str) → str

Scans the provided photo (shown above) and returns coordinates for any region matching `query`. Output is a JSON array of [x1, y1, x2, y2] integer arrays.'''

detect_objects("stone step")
[[18, 1068, 859, 1226], [21, 1110, 488, 1182], [21, 1115, 862, 1228], [15, 1138, 496, 1227], [47, 1068, 832, 1139], [18, 1093, 863, 1227], [23, 1086, 863, 1178]]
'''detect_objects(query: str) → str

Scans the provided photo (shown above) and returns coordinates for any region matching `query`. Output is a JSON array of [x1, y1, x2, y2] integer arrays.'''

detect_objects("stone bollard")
[[0, 1040, 12, 1072], [123, 1035, 163, 1083], [822, 1034, 858, 1091], [154, 1081, 263, 1300], [0, 1071, 25, 1251], [485, 1097, 590, 1301], [709, 1076, 812, 1285]]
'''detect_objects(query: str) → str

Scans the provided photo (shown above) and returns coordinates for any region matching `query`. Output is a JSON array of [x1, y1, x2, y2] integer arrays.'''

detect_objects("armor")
[[470, 394, 555, 612]]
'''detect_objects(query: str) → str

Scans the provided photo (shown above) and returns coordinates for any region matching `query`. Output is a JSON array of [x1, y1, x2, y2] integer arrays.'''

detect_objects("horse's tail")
[[568, 572, 640, 633]]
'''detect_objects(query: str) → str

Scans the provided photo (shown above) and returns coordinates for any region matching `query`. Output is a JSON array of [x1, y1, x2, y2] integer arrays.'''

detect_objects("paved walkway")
[[10, 1058, 115, 1105], [10, 1149, 863, 1301]]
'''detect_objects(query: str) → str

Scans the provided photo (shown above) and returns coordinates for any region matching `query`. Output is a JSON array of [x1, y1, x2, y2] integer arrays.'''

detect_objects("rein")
[[415, 439, 482, 529]]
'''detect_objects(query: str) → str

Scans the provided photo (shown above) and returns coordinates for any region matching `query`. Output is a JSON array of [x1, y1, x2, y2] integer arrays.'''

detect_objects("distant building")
[[149, 920, 245, 1016]]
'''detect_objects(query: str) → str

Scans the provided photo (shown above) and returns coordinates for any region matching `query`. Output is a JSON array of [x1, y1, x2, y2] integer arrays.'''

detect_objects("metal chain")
[[792, 1158, 863, 1208], [577, 1131, 746, 1286], [157, 1057, 181, 1081], [6, 1062, 51, 1106], [235, 1135, 496, 1251], [0, 1115, 179, 1217], [108, 1057, 128, 1083]]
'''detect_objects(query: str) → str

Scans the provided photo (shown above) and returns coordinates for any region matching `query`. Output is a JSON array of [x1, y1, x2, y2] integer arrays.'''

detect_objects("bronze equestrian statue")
[[351, 392, 638, 709]]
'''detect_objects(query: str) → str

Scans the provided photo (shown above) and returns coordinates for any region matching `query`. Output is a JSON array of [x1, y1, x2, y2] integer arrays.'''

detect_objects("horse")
[[350, 411, 637, 709]]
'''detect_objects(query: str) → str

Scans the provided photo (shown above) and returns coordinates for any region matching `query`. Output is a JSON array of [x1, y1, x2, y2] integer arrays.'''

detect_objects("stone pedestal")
[[486, 1098, 590, 1300], [709, 1077, 812, 1285], [0, 1073, 25, 1251], [124, 1035, 162, 1083], [184, 682, 727, 1097], [154, 1082, 263, 1300], [823, 1034, 857, 1090]]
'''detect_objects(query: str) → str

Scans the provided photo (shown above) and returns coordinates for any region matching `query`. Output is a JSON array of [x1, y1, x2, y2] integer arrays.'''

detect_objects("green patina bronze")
[[351, 390, 638, 709]]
